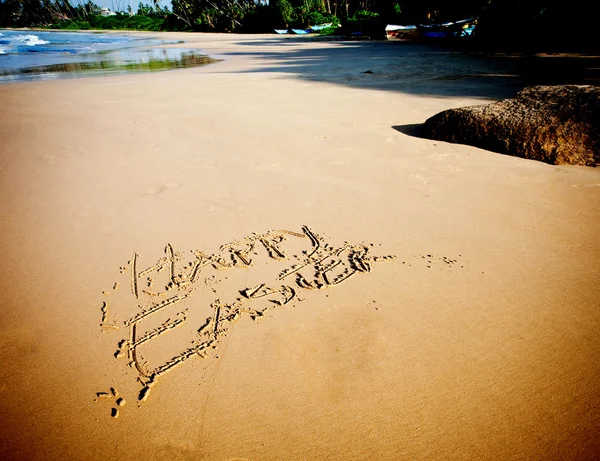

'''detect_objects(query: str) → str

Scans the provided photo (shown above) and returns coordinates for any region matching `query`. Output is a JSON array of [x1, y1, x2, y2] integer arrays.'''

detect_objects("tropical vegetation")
[[0, 0, 596, 50]]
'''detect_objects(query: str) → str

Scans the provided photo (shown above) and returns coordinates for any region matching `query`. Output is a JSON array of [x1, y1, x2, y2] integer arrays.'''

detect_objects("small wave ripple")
[[13, 34, 50, 46]]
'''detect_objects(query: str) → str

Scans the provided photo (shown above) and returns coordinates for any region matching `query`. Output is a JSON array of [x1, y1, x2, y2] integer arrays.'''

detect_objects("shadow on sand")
[[392, 124, 425, 138], [217, 38, 600, 100]]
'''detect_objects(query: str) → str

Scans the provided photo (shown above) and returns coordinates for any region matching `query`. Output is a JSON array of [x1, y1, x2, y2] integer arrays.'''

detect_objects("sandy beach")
[[0, 33, 599, 460]]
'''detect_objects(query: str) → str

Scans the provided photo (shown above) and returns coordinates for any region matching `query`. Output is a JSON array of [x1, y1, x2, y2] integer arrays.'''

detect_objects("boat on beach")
[[385, 24, 419, 40], [309, 23, 333, 31], [386, 17, 477, 41], [419, 17, 477, 39], [274, 23, 335, 35]]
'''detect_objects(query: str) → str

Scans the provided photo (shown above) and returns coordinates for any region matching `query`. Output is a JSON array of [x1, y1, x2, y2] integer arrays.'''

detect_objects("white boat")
[[386, 18, 477, 40], [385, 24, 418, 32], [419, 17, 478, 39], [309, 23, 333, 31], [385, 24, 418, 40]]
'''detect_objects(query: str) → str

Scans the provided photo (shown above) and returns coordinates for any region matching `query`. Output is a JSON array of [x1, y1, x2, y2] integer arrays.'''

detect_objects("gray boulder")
[[421, 85, 600, 166]]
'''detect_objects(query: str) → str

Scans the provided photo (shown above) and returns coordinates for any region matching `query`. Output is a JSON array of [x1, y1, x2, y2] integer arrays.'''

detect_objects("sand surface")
[[1, 33, 599, 460]]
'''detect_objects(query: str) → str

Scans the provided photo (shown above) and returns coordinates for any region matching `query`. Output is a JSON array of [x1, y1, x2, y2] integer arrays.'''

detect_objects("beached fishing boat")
[[385, 24, 418, 40], [454, 18, 476, 37], [309, 23, 333, 31], [274, 29, 289, 34], [291, 29, 311, 35], [386, 18, 477, 40], [419, 18, 477, 39]]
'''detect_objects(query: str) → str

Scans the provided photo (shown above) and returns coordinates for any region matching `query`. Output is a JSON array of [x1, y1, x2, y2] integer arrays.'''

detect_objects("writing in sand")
[[95, 226, 396, 417]]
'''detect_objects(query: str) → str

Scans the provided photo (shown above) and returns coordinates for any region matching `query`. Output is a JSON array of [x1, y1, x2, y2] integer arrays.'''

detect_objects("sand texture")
[[0, 34, 599, 460]]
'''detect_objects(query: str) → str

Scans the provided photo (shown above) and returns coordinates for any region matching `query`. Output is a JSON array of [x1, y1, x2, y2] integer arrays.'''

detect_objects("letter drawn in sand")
[[97, 226, 399, 415]]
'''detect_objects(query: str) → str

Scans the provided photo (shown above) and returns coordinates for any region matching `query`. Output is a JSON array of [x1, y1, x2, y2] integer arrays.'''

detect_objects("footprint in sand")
[[410, 173, 431, 185], [428, 153, 451, 161], [95, 387, 125, 418], [427, 165, 464, 173], [144, 180, 179, 197]]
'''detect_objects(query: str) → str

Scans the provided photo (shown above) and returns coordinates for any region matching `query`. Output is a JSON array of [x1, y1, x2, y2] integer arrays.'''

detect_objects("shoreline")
[[2, 28, 599, 86], [0, 29, 219, 83], [1, 32, 599, 460]]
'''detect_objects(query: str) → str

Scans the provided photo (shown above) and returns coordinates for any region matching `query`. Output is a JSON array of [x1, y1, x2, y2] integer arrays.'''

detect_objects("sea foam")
[[13, 34, 50, 46]]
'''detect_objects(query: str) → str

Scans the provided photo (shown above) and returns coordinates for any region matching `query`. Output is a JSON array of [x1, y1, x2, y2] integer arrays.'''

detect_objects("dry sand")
[[0, 33, 599, 460]]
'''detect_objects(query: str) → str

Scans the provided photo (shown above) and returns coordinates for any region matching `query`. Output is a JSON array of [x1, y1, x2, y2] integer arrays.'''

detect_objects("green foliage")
[[0, 0, 77, 26], [6, 0, 594, 53], [73, 0, 101, 17], [346, 9, 379, 31], [137, 2, 169, 18], [317, 25, 338, 35], [306, 10, 338, 26], [272, 0, 295, 28], [306, 10, 324, 24], [52, 13, 167, 31], [171, 0, 258, 31], [0, 0, 485, 31], [60, 18, 90, 29], [306, 0, 325, 13], [348, 9, 378, 21]]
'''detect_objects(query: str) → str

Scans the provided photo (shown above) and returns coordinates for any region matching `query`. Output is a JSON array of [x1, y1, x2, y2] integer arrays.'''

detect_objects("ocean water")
[[0, 29, 217, 82]]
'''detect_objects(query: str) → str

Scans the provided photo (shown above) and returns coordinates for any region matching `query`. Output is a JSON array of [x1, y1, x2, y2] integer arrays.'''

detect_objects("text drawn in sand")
[[96, 226, 395, 417]]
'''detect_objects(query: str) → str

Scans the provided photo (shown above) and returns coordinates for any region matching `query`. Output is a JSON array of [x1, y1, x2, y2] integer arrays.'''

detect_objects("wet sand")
[[0, 33, 599, 460]]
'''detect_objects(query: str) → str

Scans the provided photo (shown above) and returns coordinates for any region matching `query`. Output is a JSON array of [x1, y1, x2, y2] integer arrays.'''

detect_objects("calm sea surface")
[[0, 29, 216, 82]]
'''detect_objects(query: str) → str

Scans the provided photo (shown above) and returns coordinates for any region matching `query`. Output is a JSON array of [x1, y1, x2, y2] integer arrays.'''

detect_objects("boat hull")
[[309, 23, 333, 31], [386, 18, 477, 41], [385, 24, 419, 40]]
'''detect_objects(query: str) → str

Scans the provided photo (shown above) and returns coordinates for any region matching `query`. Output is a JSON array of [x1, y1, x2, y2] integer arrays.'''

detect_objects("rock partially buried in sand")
[[421, 85, 600, 166]]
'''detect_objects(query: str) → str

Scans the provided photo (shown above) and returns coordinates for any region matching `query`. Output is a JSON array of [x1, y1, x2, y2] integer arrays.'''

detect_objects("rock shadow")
[[392, 124, 426, 138]]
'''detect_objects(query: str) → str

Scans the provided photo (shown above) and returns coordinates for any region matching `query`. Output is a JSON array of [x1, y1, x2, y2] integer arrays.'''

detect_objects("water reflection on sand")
[[0, 47, 219, 82]]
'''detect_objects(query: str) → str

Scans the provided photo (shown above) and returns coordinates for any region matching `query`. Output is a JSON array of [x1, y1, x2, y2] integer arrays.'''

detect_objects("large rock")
[[421, 85, 600, 166]]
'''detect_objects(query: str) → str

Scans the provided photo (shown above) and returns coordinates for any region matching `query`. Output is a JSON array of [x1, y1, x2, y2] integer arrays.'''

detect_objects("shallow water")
[[0, 29, 218, 82]]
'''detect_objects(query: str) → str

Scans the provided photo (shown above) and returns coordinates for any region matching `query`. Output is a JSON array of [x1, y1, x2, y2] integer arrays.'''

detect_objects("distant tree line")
[[0, 0, 596, 51]]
